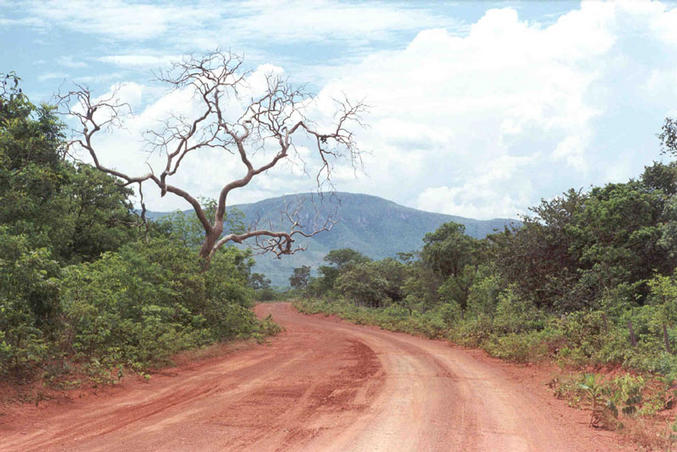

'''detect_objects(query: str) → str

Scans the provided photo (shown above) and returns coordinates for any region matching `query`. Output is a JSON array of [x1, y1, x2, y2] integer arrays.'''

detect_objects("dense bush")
[[0, 76, 280, 383], [59, 239, 259, 369], [0, 228, 59, 380], [1, 226, 278, 382], [296, 131, 677, 380], [296, 293, 677, 376]]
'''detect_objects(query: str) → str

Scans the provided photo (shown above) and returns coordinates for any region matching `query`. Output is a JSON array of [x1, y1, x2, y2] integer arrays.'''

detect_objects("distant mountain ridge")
[[148, 192, 520, 286]]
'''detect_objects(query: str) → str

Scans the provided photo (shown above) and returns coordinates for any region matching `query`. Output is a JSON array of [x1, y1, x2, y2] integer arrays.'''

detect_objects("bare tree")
[[59, 51, 365, 265]]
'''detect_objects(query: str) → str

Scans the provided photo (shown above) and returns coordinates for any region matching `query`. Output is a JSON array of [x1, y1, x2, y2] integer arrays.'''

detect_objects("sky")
[[3, 0, 677, 219]]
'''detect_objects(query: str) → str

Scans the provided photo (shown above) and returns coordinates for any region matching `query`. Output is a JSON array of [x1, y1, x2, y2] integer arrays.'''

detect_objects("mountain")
[[148, 192, 520, 286]]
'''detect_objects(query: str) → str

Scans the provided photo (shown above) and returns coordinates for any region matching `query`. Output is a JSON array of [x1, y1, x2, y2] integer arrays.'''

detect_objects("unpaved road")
[[1, 302, 625, 451]]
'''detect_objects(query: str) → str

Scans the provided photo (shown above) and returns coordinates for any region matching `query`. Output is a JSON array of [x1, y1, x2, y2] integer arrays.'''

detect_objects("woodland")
[[3, 57, 677, 435]]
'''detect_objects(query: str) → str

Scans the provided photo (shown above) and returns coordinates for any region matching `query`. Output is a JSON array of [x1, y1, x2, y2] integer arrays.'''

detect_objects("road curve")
[[1, 302, 624, 451]]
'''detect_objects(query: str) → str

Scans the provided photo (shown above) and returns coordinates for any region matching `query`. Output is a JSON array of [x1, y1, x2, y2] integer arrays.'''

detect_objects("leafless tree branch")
[[58, 50, 365, 265]]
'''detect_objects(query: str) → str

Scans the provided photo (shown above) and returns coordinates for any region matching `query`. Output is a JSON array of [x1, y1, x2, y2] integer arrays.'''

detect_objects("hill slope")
[[150, 192, 519, 286]]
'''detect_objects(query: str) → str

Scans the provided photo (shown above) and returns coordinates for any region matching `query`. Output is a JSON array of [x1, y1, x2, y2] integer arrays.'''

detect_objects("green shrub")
[[485, 330, 550, 363], [58, 239, 269, 372], [0, 229, 59, 380], [492, 287, 545, 334]]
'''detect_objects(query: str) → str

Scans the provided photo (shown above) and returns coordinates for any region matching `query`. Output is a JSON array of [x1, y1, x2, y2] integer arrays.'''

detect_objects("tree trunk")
[[664, 323, 672, 354], [628, 320, 638, 347], [198, 232, 219, 270], [199, 240, 212, 261]]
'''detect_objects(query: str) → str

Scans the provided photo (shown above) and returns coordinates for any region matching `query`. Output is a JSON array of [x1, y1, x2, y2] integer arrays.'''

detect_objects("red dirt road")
[[1, 303, 627, 451]]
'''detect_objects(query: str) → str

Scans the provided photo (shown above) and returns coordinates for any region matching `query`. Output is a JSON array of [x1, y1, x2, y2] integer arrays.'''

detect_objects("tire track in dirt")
[[1, 302, 627, 451]]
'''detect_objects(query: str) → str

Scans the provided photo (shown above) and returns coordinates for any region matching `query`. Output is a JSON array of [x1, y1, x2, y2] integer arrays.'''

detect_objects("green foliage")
[[315, 248, 371, 293], [255, 287, 284, 301], [0, 73, 139, 265], [323, 248, 371, 269], [0, 227, 59, 380], [660, 193, 677, 260], [58, 239, 258, 369], [492, 165, 677, 313], [492, 189, 587, 311], [464, 265, 502, 317], [578, 374, 620, 429], [59, 164, 139, 263], [289, 265, 311, 290], [642, 160, 677, 195], [294, 298, 449, 339], [659, 116, 677, 157], [570, 181, 671, 299], [399, 262, 438, 310], [250, 272, 271, 290], [250, 273, 288, 301], [484, 331, 550, 363], [422, 222, 478, 278], [335, 262, 391, 307], [158, 200, 245, 249], [552, 372, 669, 430], [0, 79, 279, 384], [438, 264, 478, 310]]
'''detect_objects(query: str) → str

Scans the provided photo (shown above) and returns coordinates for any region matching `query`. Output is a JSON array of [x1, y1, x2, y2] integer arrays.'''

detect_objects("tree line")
[[295, 119, 677, 376]]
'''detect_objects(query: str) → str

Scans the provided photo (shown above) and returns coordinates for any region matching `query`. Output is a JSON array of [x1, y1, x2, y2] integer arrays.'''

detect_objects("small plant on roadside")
[[85, 358, 124, 387], [609, 374, 644, 417], [579, 374, 620, 429]]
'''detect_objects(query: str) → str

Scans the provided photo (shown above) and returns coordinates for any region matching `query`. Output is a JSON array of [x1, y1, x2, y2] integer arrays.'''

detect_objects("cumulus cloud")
[[305, 1, 677, 218], [58, 1, 677, 219], [416, 154, 537, 219], [73, 65, 340, 211]]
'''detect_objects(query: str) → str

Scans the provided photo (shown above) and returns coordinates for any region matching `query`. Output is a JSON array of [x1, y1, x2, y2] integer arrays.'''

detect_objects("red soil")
[[0, 302, 630, 451]]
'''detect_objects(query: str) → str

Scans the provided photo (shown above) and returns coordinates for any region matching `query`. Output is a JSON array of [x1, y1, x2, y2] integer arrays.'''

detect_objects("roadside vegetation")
[[0, 74, 280, 392], [5, 61, 677, 445], [294, 118, 677, 442]]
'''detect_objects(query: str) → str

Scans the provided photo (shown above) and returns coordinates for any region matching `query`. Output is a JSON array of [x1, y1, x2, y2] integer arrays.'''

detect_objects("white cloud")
[[416, 154, 536, 219], [98, 54, 182, 68], [38, 72, 68, 81], [0, 14, 43, 28], [418, 186, 522, 221], [552, 135, 588, 171], [212, 0, 463, 44], [20, 0, 462, 48], [73, 72, 125, 84], [72, 65, 334, 211], [57, 56, 87, 68], [302, 1, 677, 218], [24, 0, 203, 40], [62, 1, 677, 220]]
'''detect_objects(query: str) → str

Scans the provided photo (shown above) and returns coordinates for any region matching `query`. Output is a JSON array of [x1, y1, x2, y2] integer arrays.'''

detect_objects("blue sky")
[[2, 1, 677, 219]]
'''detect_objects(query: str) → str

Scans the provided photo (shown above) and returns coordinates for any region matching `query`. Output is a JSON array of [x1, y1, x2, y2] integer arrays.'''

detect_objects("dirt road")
[[1, 303, 625, 451]]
